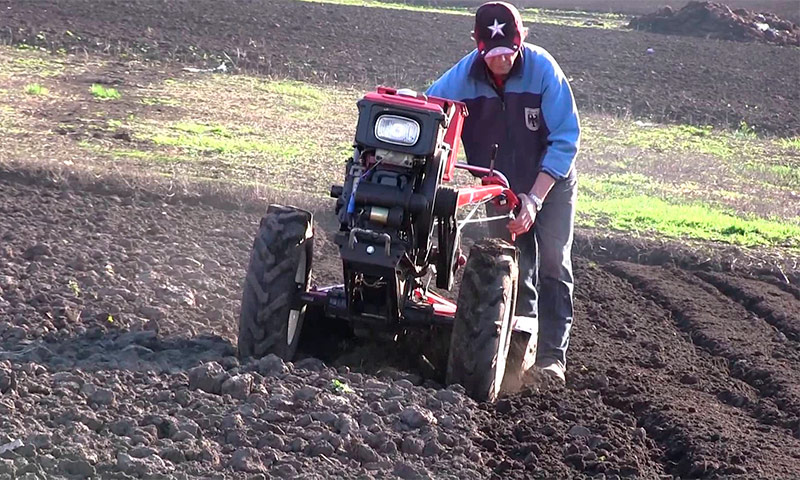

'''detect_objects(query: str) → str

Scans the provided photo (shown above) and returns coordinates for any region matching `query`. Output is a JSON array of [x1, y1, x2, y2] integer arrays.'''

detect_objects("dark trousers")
[[487, 173, 577, 368]]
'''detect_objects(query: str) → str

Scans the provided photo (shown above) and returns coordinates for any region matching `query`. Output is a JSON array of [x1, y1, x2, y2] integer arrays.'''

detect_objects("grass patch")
[[90, 84, 121, 100], [297, 0, 627, 28], [24, 83, 49, 96], [6, 56, 64, 77], [579, 174, 800, 248], [744, 163, 800, 187], [255, 79, 330, 117], [581, 115, 800, 201], [141, 97, 180, 106], [171, 122, 230, 136], [146, 120, 311, 157], [778, 137, 800, 151], [257, 79, 328, 101], [622, 123, 757, 159], [101, 74, 363, 193], [78, 142, 189, 164]]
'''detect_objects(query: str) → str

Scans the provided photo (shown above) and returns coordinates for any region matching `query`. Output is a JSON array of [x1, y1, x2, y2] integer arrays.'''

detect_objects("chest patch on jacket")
[[525, 107, 541, 132]]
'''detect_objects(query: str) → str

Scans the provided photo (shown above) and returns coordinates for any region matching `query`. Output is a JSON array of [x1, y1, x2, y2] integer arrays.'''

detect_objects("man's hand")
[[508, 193, 537, 236]]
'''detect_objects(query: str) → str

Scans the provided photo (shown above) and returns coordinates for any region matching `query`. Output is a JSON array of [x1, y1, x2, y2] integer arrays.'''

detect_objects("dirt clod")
[[630, 1, 800, 46]]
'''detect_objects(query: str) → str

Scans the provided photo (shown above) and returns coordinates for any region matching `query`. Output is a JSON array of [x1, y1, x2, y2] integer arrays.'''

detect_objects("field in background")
[[2, 0, 798, 137], [412, 0, 800, 22], [2, 44, 798, 250]]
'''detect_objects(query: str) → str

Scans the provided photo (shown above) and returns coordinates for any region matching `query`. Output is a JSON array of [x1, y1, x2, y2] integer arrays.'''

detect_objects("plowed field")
[[1, 168, 799, 479], [1, 0, 798, 135]]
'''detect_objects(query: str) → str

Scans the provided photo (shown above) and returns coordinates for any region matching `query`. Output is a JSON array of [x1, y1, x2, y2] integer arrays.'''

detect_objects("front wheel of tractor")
[[446, 239, 518, 402], [238, 204, 314, 360]]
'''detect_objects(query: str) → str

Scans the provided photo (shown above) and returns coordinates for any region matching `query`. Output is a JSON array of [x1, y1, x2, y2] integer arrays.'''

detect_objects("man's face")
[[484, 51, 519, 76]]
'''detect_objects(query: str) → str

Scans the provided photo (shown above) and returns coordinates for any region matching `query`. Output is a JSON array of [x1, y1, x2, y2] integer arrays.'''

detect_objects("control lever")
[[488, 143, 498, 177]]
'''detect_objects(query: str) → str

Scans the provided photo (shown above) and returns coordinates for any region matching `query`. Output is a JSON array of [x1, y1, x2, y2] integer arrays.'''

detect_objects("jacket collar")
[[468, 46, 525, 84]]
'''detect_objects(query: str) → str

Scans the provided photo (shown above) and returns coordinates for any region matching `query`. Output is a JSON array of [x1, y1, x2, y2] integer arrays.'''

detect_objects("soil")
[[1, 0, 798, 136], [1, 165, 799, 479], [629, 1, 800, 46], [1, 1, 800, 479], [427, 0, 800, 25]]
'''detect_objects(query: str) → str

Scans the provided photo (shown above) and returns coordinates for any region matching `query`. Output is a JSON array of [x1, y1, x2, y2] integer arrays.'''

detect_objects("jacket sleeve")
[[539, 53, 580, 180]]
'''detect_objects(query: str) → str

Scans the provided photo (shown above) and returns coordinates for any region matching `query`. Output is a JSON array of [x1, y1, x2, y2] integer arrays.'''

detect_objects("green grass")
[[141, 97, 180, 106], [296, 0, 627, 28], [778, 137, 800, 151], [171, 122, 231, 136], [579, 174, 800, 247], [9, 57, 64, 77], [744, 163, 800, 187], [257, 79, 328, 101], [65, 74, 360, 195], [137, 120, 312, 158], [24, 83, 48, 96], [622, 123, 758, 159], [90, 84, 121, 100], [255, 79, 330, 117], [149, 129, 307, 156]]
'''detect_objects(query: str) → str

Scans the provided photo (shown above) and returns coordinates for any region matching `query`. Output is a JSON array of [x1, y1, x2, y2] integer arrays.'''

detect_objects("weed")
[[24, 83, 48, 95], [257, 79, 327, 101], [68, 279, 81, 296], [734, 121, 758, 139], [331, 379, 354, 394], [91, 84, 121, 100], [256, 79, 329, 115]]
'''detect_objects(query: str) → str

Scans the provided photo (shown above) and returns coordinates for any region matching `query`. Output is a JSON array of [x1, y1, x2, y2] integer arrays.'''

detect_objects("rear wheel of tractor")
[[238, 205, 313, 360], [447, 239, 518, 402]]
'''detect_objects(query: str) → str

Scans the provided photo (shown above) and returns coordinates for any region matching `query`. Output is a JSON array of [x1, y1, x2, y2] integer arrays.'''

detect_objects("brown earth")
[[629, 1, 800, 46], [1, 162, 799, 479], [1, 0, 798, 136]]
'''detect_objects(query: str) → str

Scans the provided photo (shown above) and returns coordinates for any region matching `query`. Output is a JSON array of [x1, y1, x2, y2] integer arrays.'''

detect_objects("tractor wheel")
[[238, 205, 313, 360], [446, 239, 518, 402]]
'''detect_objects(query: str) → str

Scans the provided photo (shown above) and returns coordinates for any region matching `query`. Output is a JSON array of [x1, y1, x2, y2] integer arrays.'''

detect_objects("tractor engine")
[[330, 87, 464, 326]]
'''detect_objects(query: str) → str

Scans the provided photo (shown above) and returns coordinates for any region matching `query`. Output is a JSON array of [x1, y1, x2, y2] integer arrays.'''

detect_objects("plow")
[[237, 87, 532, 402]]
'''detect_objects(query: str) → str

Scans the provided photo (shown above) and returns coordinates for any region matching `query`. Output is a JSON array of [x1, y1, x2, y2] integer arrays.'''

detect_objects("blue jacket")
[[426, 43, 580, 193]]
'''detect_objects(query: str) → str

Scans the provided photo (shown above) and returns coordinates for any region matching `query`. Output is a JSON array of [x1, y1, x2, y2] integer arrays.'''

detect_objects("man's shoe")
[[539, 362, 566, 383]]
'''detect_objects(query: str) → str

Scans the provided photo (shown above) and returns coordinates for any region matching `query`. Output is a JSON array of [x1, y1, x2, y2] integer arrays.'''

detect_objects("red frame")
[[413, 288, 457, 317], [364, 87, 521, 242], [369, 86, 468, 183]]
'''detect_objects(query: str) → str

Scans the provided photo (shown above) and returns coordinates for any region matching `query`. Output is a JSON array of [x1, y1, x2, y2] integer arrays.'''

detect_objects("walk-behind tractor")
[[238, 87, 532, 402]]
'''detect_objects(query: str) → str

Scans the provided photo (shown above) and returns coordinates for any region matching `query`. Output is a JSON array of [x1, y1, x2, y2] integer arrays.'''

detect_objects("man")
[[425, 1, 579, 383]]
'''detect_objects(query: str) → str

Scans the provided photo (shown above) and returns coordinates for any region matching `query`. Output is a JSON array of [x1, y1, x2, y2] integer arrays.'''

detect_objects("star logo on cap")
[[488, 18, 505, 38]]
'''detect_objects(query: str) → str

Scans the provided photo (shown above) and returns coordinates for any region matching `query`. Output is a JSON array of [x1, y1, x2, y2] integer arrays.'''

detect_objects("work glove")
[[507, 193, 538, 236]]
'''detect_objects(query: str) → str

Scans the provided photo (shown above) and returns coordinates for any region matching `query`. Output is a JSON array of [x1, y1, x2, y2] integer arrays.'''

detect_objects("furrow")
[[696, 271, 800, 343], [606, 261, 800, 436]]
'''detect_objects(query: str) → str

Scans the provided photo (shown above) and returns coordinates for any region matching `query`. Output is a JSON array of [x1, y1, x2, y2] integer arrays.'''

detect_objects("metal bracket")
[[348, 228, 392, 255]]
